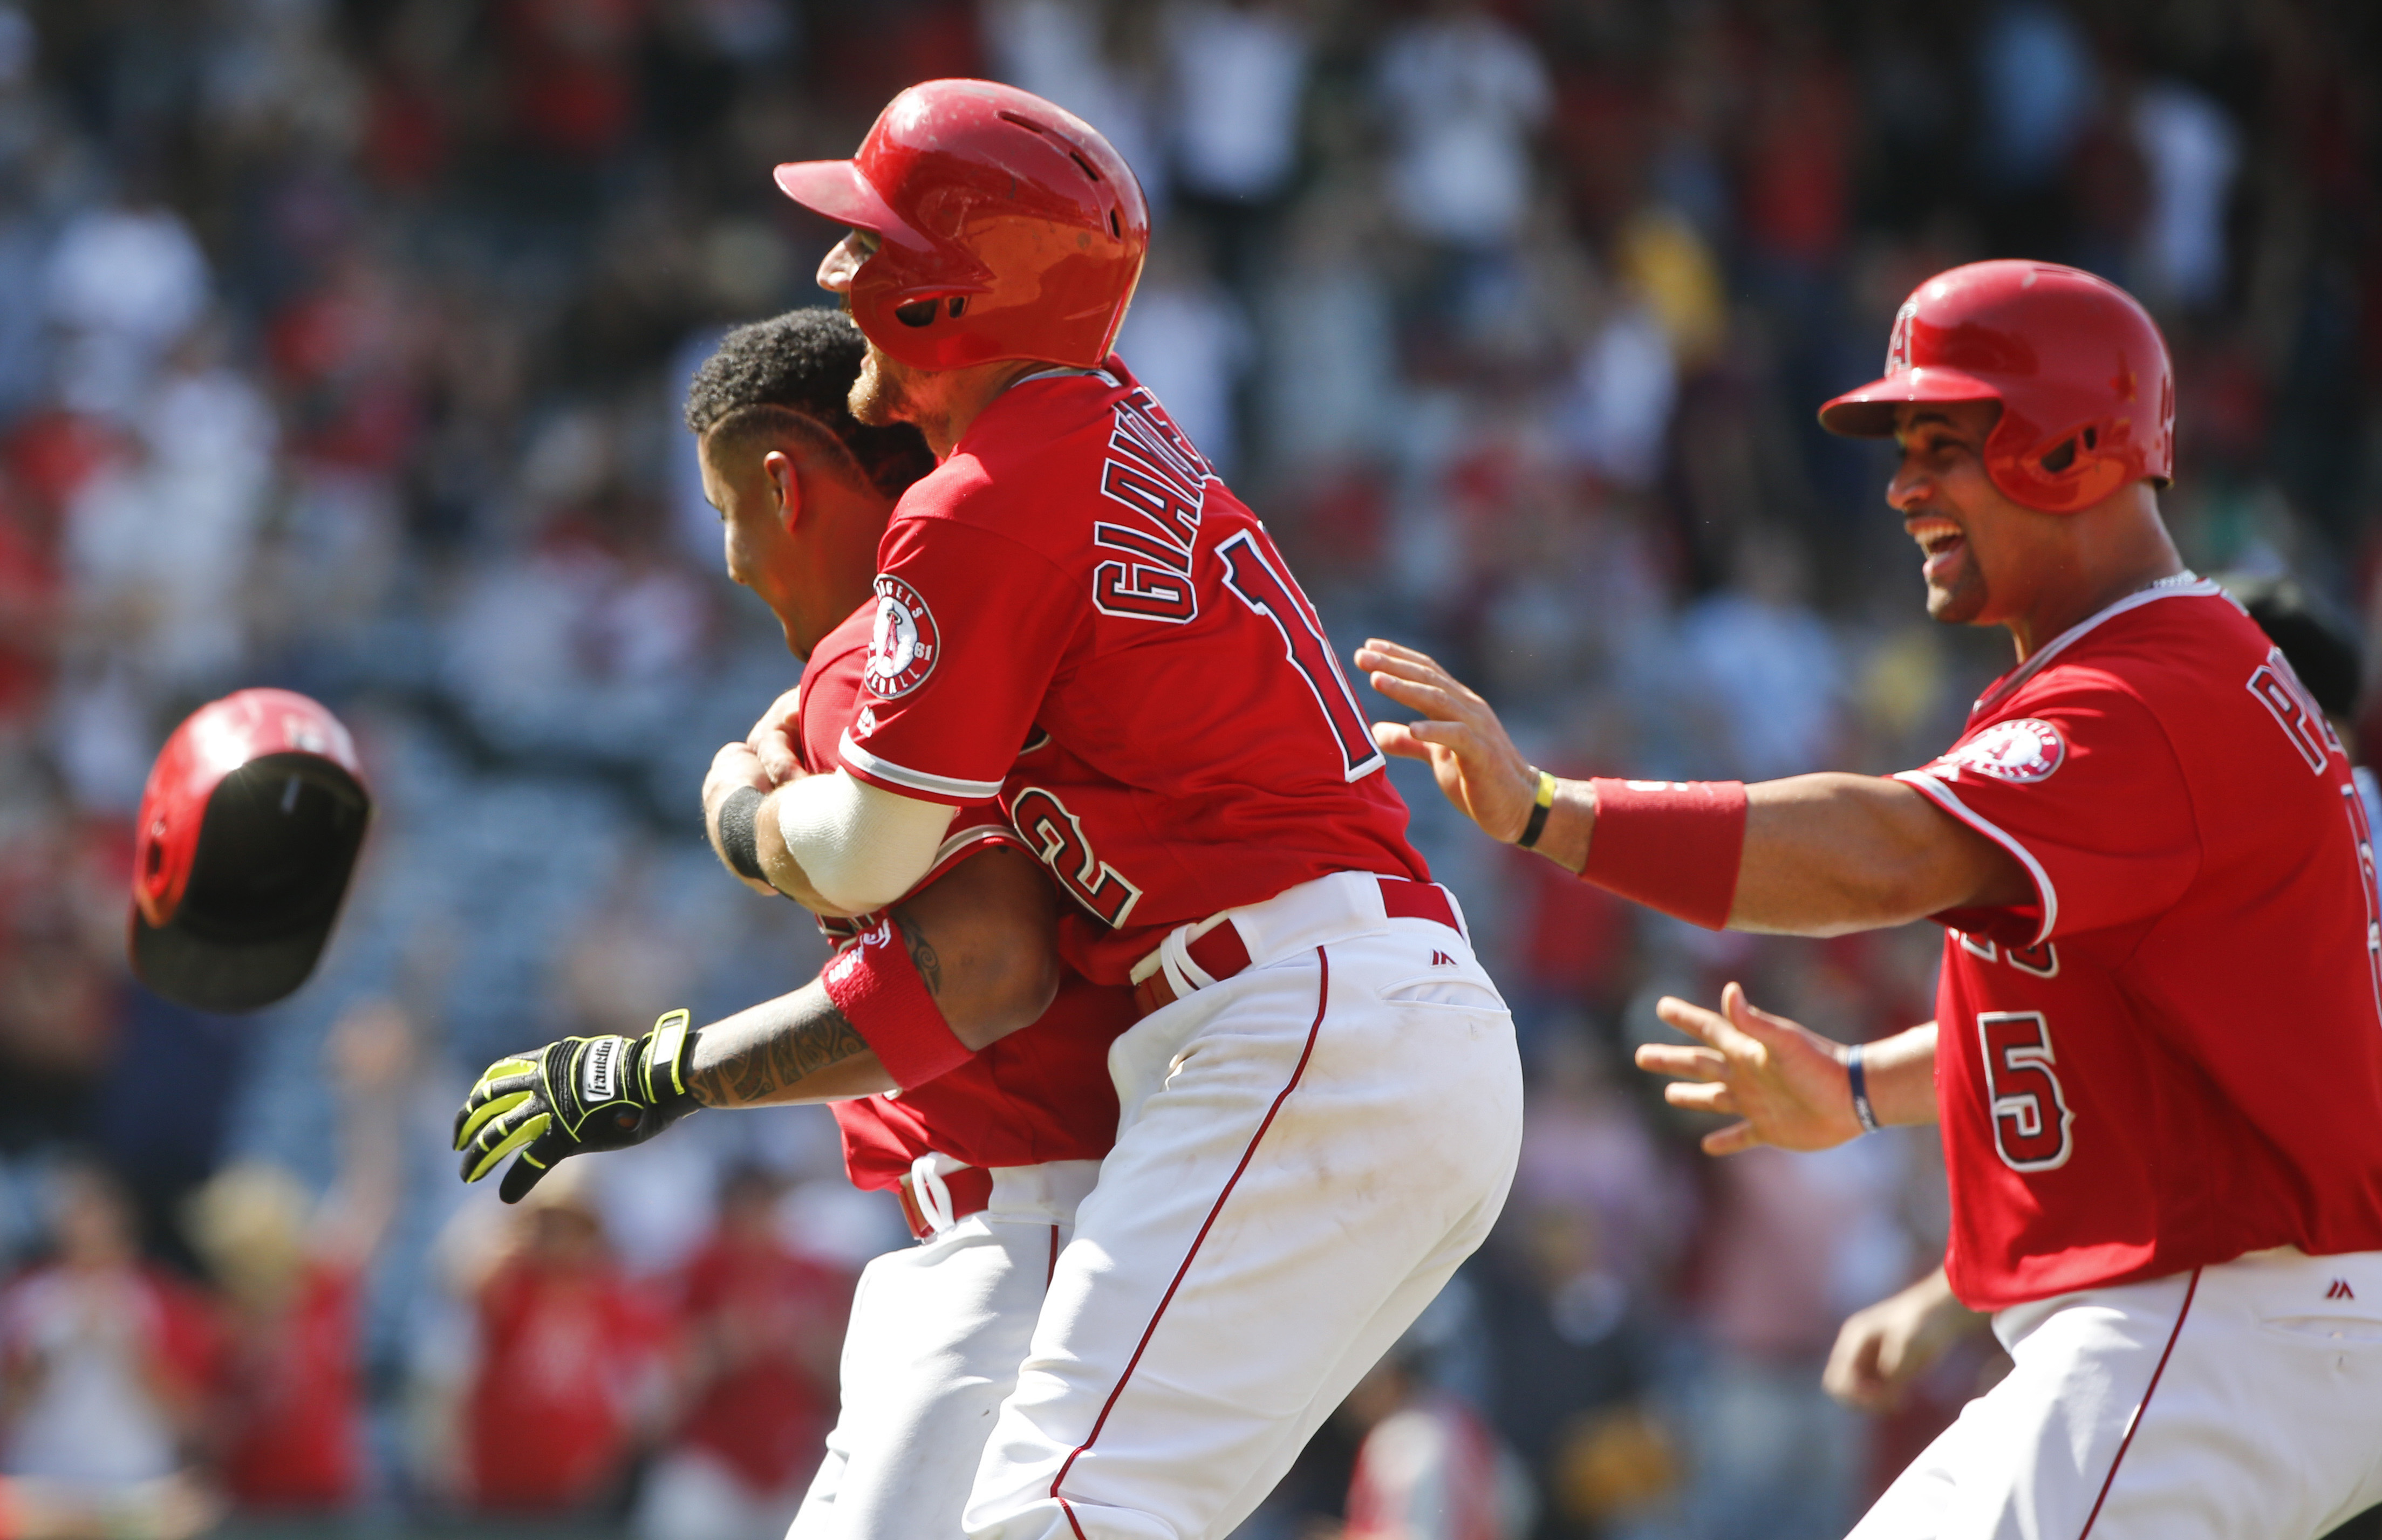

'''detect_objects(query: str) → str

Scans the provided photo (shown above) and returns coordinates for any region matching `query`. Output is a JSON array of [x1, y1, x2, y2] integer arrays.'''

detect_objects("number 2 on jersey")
[[1009, 785, 1143, 928], [1216, 531, 1386, 781], [1978, 1010, 2075, 1172]]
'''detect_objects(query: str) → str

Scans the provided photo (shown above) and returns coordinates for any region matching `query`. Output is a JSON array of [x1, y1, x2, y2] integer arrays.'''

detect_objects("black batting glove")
[[454, 1009, 700, 1203]]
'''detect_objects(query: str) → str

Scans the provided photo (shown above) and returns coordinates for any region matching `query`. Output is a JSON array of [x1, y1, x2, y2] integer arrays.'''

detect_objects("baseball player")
[[452, 308, 1139, 1539], [1820, 572, 2382, 1429], [1360, 262, 2382, 1537], [743, 79, 1521, 1540]]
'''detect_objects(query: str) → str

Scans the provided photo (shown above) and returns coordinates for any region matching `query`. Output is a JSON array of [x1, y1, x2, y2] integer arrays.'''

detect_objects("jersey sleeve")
[[1893, 672, 2200, 948], [911, 810, 1027, 891], [795, 638, 871, 776], [838, 517, 1080, 806]]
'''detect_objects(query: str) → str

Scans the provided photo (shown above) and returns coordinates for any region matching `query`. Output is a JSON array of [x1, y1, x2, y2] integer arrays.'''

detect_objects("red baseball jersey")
[[1896, 578, 2382, 1311], [836, 360, 1427, 984], [795, 603, 1129, 1191], [218, 1261, 365, 1509], [673, 1236, 849, 1490]]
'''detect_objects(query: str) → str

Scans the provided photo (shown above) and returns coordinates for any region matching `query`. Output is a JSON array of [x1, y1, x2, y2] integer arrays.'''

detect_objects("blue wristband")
[[1846, 1043, 1881, 1135]]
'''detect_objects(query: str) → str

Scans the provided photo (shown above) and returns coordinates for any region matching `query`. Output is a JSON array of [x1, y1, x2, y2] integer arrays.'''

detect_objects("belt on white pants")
[[1128, 872, 1466, 1019], [894, 1154, 1102, 1242]]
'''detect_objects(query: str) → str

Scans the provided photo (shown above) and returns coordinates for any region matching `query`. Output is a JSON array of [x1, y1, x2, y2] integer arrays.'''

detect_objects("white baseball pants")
[[961, 872, 1525, 1540], [1850, 1244, 2382, 1539], [788, 1159, 1101, 1540]]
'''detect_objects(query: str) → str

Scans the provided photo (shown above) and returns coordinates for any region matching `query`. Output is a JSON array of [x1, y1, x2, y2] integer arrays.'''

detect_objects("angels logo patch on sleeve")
[[1936, 717, 2067, 784], [865, 576, 940, 699]]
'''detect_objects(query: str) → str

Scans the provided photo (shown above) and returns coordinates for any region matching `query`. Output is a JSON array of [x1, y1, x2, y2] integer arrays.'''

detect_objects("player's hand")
[[1822, 1267, 1983, 1412], [746, 687, 809, 786], [1354, 638, 1538, 844], [704, 741, 780, 896], [453, 1010, 700, 1203], [1635, 983, 1861, 1155]]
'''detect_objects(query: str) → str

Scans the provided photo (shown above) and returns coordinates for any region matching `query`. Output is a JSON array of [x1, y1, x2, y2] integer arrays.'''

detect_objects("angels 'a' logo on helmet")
[[864, 576, 940, 698], [1885, 298, 1917, 374], [1936, 718, 2066, 784]]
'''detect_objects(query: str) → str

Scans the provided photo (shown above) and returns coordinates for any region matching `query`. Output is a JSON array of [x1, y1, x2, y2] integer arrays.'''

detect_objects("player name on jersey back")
[[839, 361, 1427, 984], [1895, 581, 2382, 1310]]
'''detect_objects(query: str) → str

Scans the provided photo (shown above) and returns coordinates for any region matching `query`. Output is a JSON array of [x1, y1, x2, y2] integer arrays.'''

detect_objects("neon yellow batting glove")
[[453, 1009, 699, 1203]]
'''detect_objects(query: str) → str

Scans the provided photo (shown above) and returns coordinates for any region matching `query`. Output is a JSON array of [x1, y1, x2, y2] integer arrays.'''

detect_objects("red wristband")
[[820, 919, 971, 1090], [1581, 778, 1749, 929]]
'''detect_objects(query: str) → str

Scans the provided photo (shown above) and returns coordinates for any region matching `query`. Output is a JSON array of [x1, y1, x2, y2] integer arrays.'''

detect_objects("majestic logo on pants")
[[865, 576, 940, 698]]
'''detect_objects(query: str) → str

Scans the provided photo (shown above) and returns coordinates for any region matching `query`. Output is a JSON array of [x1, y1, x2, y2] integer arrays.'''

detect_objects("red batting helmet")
[[1818, 261, 2175, 514], [131, 689, 372, 1012], [773, 79, 1150, 372]]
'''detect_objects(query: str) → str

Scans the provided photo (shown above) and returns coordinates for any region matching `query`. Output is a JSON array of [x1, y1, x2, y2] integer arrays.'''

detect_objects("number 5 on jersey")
[[1979, 1010, 2075, 1172]]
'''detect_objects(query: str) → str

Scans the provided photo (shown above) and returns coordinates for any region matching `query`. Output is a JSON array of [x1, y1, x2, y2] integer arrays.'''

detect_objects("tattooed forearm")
[[893, 908, 943, 996], [685, 988, 874, 1108]]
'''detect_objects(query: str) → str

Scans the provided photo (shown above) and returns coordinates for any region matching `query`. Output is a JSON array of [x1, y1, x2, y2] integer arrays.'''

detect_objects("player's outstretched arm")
[[1356, 639, 2031, 935], [1821, 1265, 1985, 1413], [455, 848, 1064, 1197], [1355, 638, 1541, 844], [1635, 985, 1939, 1155]]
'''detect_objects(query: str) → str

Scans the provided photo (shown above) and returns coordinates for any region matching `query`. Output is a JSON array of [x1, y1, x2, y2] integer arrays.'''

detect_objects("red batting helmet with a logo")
[[131, 688, 372, 1012], [773, 79, 1150, 372], [1818, 261, 2175, 514]]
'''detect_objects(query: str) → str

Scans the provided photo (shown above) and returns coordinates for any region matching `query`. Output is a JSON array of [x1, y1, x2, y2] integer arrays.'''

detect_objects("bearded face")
[[847, 337, 917, 428]]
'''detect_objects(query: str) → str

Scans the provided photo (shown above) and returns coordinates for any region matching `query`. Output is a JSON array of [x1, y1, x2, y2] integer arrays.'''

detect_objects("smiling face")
[[1889, 399, 2068, 628]]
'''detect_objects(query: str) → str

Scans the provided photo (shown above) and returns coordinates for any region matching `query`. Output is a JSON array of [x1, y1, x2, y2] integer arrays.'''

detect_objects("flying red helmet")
[[1819, 260, 2175, 514], [773, 79, 1150, 372], [131, 688, 372, 1012]]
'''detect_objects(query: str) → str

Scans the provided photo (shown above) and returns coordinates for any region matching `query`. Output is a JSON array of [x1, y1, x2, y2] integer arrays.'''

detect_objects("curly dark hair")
[[684, 307, 935, 501]]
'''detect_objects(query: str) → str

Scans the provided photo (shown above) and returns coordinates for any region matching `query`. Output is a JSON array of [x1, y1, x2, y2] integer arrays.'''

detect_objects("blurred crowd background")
[[0, 0, 2374, 1536]]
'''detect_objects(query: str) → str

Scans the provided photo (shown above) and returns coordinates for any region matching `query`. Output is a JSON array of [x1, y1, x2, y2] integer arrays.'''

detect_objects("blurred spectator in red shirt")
[[0, 1161, 215, 1496], [0, 474, 57, 729], [462, 1164, 672, 1514], [501, 0, 651, 162], [183, 998, 413, 1514], [1739, 45, 1855, 269], [634, 1165, 852, 1540], [1334, 1316, 1532, 1540]]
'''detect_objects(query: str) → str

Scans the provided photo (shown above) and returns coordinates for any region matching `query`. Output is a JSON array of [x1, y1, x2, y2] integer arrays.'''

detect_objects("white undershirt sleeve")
[[773, 769, 957, 914]]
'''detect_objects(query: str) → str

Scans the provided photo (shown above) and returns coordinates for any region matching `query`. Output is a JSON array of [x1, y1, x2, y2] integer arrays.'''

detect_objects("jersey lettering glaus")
[[1895, 581, 2382, 1311], [839, 361, 1427, 984], [794, 603, 1131, 1190]]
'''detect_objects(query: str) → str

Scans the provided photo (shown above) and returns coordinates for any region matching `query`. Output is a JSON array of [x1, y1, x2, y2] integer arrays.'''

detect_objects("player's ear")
[[763, 449, 802, 532]]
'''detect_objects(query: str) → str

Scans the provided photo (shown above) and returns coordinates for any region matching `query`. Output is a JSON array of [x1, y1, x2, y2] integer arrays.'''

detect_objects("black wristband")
[[1516, 769, 1557, 851], [1847, 1043, 1881, 1134], [718, 786, 766, 881]]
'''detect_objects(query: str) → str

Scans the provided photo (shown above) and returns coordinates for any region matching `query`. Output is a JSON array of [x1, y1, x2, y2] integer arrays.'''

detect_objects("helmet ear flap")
[[1986, 414, 2140, 513]]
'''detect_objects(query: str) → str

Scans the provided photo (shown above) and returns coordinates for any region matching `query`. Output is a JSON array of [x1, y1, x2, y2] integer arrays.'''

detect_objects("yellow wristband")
[[1517, 769, 1558, 850]]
